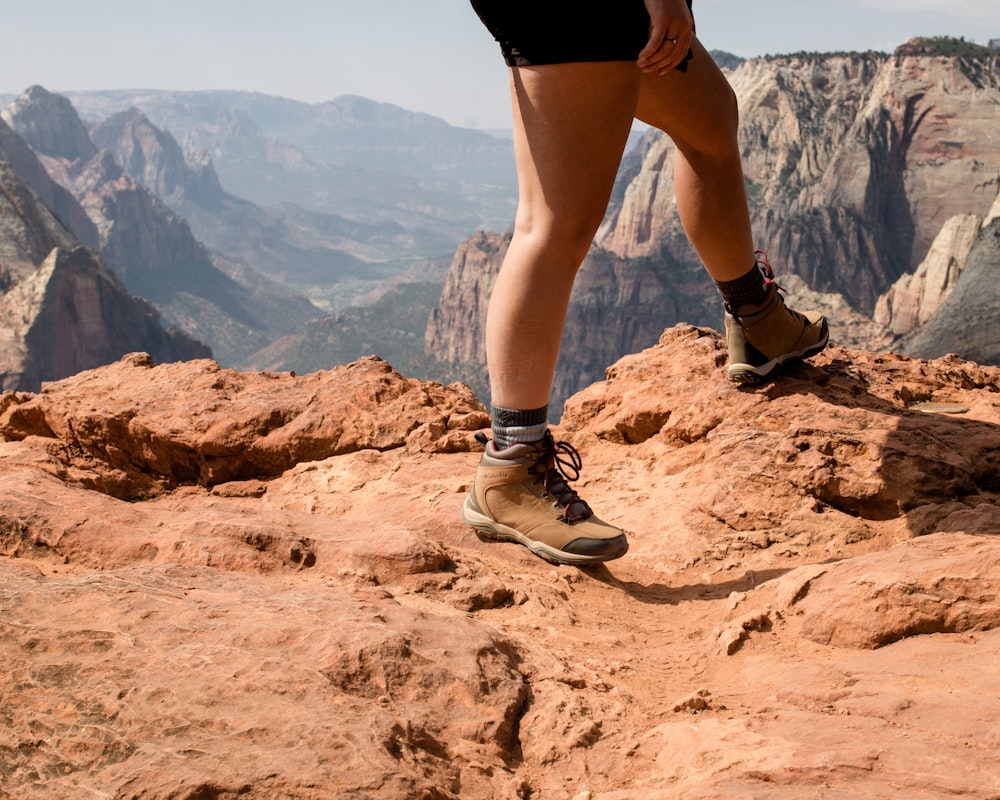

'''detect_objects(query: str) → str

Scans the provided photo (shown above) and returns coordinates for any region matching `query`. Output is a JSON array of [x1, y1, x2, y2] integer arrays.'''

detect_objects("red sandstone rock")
[[2, 330, 1000, 798]]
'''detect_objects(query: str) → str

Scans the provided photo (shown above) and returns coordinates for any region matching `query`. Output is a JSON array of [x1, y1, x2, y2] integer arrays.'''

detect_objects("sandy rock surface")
[[2, 327, 999, 799]]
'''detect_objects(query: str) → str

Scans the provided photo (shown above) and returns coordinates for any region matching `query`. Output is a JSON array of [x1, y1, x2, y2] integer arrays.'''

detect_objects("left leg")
[[635, 39, 829, 380], [635, 37, 754, 282]]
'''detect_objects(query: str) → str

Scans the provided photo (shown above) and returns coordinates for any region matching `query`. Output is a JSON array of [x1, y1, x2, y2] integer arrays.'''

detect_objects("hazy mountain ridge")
[[2, 86, 324, 366], [85, 105, 390, 291], [64, 89, 519, 240]]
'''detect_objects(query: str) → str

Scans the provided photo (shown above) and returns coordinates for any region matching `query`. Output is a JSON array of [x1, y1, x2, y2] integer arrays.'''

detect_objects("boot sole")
[[461, 497, 629, 566], [728, 320, 830, 383]]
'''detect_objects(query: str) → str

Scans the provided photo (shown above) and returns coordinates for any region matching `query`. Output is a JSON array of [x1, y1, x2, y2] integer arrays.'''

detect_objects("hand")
[[637, 0, 695, 75]]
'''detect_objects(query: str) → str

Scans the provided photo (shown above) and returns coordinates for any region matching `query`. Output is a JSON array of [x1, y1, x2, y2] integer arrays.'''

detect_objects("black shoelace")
[[530, 432, 593, 524]]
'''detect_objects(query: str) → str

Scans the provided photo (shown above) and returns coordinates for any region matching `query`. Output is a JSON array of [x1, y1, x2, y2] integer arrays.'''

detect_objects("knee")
[[695, 82, 740, 157], [513, 206, 605, 270]]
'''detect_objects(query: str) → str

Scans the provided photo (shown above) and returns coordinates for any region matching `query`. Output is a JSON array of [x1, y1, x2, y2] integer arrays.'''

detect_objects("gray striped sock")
[[491, 404, 548, 450]]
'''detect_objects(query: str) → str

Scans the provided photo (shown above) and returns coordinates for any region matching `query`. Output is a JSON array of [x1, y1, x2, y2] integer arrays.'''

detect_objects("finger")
[[638, 37, 676, 70], [637, 21, 669, 65], [643, 33, 693, 75]]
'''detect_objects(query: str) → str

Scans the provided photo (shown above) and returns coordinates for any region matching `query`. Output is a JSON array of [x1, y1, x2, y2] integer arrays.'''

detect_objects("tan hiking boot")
[[725, 252, 829, 383], [461, 431, 628, 565]]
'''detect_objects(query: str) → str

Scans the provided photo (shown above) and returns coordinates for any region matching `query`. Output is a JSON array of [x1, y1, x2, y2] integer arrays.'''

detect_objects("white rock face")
[[874, 212, 983, 336]]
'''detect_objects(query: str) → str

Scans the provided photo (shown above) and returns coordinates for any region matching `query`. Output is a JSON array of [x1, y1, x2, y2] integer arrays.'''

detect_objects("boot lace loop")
[[755, 249, 813, 324], [754, 249, 781, 291]]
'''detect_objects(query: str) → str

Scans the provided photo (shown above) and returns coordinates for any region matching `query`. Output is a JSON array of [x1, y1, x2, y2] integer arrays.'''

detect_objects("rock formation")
[[2, 331, 999, 798], [424, 230, 506, 396], [897, 212, 1000, 365], [0, 160, 209, 390], [875, 212, 983, 336], [89, 107, 226, 207], [1, 245, 210, 391], [2, 86, 323, 366]]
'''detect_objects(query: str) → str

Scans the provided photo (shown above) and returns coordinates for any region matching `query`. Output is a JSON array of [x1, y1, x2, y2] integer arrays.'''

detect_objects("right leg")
[[486, 61, 641, 411], [465, 61, 639, 565], [635, 40, 829, 381]]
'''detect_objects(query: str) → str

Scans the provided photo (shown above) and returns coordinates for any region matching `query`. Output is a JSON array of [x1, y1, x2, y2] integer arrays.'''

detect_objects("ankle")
[[715, 259, 767, 312], [491, 404, 548, 450]]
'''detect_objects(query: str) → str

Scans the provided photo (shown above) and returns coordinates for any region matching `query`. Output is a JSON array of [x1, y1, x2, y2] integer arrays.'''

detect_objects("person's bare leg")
[[636, 40, 828, 380], [487, 62, 640, 410], [635, 38, 754, 282], [463, 62, 636, 565]]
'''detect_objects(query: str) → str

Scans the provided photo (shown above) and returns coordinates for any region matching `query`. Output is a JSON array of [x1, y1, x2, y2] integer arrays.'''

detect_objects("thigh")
[[509, 61, 641, 239], [635, 37, 740, 155]]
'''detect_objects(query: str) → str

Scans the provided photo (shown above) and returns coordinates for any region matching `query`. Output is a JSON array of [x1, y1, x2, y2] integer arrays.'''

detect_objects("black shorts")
[[470, 0, 694, 70]]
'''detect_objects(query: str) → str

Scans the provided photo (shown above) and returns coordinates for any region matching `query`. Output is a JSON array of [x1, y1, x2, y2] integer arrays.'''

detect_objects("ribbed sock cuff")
[[491, 404, 548, 450], [715, 261, 766, 311]]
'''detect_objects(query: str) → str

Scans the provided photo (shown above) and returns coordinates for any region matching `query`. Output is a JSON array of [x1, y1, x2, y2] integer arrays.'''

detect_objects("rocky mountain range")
[[2, 45, 999, 410], [0, 154, 207, 390], [1, 86, 325, 369]]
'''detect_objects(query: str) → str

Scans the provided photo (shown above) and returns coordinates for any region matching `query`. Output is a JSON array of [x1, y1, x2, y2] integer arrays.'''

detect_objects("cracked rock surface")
[[2, 328, 1000, 799]]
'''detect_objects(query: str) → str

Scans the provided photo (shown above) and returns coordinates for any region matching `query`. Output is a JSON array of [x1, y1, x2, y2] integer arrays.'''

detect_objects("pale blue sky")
[[3, 0, 999, 129]]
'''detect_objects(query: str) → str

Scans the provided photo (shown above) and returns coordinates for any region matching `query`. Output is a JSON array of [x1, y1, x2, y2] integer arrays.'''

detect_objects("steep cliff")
[[0, 160, 208, 390], [897, 212, 1000, 364], [3, 87, 323, 366], [0, 116, 99, 250], [874, 212, 983, 336], [6, 246, 210, 390], [0, 161, 77, 281], [600, 52, 1000, 314]]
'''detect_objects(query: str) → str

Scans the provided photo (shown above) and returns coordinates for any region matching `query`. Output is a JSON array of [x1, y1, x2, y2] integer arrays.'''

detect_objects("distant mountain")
[[709, 50, 746, 71], [2, 86, 323, 366], [87, 107, 394, 289], [64, 90, 518, 244], [0, 159, 208, 391]]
